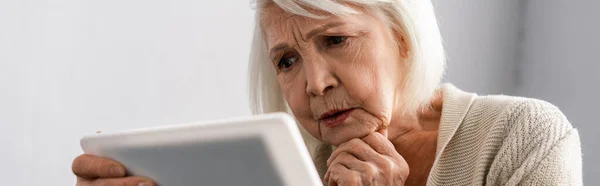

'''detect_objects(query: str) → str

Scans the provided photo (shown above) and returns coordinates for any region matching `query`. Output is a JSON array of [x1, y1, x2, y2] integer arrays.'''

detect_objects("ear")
[[392, 28, 410, 59], [398, 34, 409, 59]]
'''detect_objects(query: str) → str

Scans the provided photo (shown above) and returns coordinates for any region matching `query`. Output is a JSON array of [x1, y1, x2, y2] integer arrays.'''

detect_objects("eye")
[[326, 36, 348, 46], [277, 53, 298, 71]]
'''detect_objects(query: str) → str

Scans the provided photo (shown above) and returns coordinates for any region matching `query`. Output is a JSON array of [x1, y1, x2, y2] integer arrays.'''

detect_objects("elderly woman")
[[72, 0, 582, 185]]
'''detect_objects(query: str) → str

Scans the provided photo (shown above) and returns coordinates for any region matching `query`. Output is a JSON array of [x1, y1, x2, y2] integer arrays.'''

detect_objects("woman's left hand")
[[324, 129, 409, 186]]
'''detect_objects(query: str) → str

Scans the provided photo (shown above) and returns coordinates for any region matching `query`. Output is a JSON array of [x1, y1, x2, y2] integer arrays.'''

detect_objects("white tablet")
[[80, 112, 322, 186]]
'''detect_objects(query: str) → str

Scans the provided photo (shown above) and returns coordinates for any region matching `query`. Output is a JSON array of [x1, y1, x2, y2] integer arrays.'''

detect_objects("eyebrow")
[[306, 21, 346, 40], [269, 22, 346, 55]]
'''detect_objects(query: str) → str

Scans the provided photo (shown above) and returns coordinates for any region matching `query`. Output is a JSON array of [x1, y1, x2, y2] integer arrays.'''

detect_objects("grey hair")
[[247, 0, 446, 178]]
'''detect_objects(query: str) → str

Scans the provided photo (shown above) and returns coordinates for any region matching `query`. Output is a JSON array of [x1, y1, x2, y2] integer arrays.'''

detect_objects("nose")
[[304, 60, 339, 97]]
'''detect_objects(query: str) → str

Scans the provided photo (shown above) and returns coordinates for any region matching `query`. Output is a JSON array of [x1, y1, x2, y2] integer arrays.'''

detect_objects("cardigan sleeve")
[[485, 99, 583, 186], [517, 129, 582, 185]]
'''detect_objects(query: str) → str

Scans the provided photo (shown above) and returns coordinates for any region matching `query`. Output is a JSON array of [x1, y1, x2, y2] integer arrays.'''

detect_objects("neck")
[[392, 129, 438, 185], [387, 94, 443, 185]]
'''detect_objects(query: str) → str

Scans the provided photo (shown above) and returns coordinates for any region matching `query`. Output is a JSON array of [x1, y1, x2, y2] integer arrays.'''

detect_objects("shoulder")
[[431, 85, 581, 185], [470, 95, 573, 140], [460, 94, 573, 143], [468, 95, 580, 184]]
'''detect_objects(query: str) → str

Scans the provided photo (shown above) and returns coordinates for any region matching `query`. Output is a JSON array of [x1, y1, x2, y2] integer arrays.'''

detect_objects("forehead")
[[259, 3, 330, 34], [260, 3, 336, 41], [259, 3, 367, 47]]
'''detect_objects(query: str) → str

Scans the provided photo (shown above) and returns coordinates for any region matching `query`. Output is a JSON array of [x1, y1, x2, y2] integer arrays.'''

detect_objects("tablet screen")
[[110, 136, 284, 186]]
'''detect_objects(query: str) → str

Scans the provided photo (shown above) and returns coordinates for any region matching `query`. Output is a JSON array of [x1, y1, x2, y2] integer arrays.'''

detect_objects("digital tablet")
[[80, 112, 322, 186]]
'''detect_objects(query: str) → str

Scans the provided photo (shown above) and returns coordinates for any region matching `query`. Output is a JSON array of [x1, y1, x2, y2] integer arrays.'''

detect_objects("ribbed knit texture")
[[427, 84, 582, 185]]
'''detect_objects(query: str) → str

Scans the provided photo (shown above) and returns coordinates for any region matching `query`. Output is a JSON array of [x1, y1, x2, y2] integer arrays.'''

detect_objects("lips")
[[318, 108, 356, 128]]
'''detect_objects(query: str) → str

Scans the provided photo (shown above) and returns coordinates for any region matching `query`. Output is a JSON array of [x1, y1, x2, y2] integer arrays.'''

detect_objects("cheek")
[[345, 66, 395, 126], [277, 71, 323, 140], [336, 41, 398, 125]]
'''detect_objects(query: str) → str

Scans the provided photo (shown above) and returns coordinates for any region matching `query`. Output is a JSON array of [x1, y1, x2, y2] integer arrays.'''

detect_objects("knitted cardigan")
[[427, 84, 582, 185]]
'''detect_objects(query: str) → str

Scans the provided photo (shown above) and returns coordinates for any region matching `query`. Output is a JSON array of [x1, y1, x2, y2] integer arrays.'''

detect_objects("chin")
[[319, 109, 380, 146]]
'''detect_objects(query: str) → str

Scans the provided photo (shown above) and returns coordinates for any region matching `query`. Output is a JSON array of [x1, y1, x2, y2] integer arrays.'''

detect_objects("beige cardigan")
[[427, 84, 582, 185]]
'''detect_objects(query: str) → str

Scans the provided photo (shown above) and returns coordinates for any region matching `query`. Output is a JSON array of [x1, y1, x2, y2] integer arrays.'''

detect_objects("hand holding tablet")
[[73, 113, 322, 186]]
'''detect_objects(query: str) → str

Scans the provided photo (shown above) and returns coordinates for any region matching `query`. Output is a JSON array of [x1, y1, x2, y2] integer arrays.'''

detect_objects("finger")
[[325, 157, 357, 185], [87, 176, 155, 186], [324, 169, 330, 183], [327, 139, 378, 166], [327, 164, 360, 186], [377, 128, 388, 138], [361, 132, 396, 156], [329, 152, 374, 173], [72, 154, 126, 179], [328, 172, 338, 186]]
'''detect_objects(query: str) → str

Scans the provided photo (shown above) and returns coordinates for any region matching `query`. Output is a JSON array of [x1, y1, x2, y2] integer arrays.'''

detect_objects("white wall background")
[[436, 0, 522, 95], [517, 0, 600, 183], [0, 0, 597, 185], [1, 0, 254, 185]]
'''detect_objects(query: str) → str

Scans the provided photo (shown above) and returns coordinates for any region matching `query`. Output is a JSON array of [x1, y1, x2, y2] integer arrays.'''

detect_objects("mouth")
[[318, 108, 356, 128]]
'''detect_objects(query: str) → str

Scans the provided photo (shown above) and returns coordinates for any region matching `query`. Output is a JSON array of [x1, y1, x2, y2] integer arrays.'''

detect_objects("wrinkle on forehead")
[[260, 3, 335, 31], [259, 2, 331, 26], [260, 4, 373, 31], [291, 19, 311, 43], [261, 5, 323, 49], [259, 2, 371, 29]]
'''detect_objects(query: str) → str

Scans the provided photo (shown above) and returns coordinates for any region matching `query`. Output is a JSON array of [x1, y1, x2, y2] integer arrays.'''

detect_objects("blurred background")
[[0, 0, 598, 185]]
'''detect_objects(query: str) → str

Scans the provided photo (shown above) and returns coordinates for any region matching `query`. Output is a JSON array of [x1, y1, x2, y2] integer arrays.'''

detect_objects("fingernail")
[[377, 128, 388, 138], [110, 167, 125, 176], [138, 181, 152, 186]]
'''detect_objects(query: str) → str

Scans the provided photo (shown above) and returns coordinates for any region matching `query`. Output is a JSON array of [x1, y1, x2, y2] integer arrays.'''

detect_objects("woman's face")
[[261, 5, 407, 146]]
